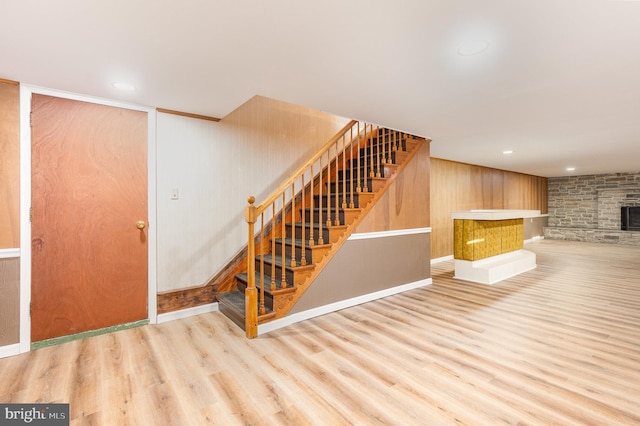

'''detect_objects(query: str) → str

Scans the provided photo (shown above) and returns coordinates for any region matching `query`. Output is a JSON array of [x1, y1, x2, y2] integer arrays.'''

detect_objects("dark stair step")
[[355, 147, 398, 163], [303, 208, 345, 225], [286, 222, 331, 244], [327, 180, 374, 194], [313, 193, 362, 208], [337, 166, 385, 180], [368, 136, 407, 151], [235, 271, 289, 311], [255, 254, 296, 286], [272, 237, 316, 264], [236, 271, 288, 292], [218, 290, 274, 330]]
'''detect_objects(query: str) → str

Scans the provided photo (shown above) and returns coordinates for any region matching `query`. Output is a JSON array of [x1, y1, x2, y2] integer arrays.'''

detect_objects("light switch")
[[171, 188, 179, 200]]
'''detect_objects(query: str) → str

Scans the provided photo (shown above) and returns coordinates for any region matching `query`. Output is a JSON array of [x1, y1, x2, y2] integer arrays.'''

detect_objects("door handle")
[[136, 221, 146, 230]]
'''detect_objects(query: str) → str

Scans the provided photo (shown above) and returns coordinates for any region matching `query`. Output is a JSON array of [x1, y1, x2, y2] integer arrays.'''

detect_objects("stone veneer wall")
[[545, 172, 640, 245]]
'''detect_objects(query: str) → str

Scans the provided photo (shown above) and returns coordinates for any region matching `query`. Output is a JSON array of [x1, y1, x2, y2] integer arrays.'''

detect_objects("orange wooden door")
[[31, 94, 148, 342]]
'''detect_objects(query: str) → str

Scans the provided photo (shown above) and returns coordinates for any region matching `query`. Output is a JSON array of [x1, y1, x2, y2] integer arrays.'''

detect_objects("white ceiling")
[[2, 0, 639, 177]]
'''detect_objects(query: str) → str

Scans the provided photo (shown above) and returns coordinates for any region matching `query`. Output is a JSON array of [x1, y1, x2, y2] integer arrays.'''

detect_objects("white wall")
[[156, 112, 224, 292], [156, 96, 350, 293]]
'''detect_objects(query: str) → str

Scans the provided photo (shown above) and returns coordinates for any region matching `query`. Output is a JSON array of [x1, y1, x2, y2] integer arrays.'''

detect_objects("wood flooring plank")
[[1, 240, 640, 424]]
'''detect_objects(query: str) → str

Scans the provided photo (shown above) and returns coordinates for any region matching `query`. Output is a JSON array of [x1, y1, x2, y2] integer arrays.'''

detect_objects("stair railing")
[[245, 120, 364, 337], [244, 120, 407, 337]]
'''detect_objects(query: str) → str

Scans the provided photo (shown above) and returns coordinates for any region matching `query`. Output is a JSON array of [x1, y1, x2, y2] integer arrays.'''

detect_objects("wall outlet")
[[171, 188, 179, 200]]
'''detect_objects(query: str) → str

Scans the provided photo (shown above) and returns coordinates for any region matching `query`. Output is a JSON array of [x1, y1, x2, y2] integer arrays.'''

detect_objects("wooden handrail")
[[243, 120, 408, 337], [253, 120, 357, 216]]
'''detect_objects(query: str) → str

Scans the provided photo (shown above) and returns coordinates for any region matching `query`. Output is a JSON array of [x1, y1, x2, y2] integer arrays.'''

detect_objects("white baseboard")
[[257, 278, 432, 336], [0, 343, 20, 359], [156, 303, 219, 324], [0, 248, 20, 259], [454, 250, 537, 285], [431, 255, 453, 264], [525, 235, 544, 243], [431, 237, 543, 265]]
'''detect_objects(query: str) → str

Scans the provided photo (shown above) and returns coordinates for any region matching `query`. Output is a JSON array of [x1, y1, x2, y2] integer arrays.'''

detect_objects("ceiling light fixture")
[[566, 167, 576, 171], [503, 150, 513, 155], [112, 82, 136, 91], [457, 40, 490, 56]]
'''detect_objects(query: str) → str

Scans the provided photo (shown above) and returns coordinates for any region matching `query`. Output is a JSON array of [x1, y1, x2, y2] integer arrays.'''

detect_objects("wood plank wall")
[[0, 258, 20, 346], [0, 81, 20, 248], [430, 158, 547, 259], [355, 141, 430, 233], [0, 80, 20, 347]]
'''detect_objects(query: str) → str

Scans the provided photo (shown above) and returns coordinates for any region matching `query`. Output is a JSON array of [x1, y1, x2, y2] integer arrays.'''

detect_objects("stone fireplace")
[[597, 189, 640, 230], [545, 172, 640, 246], [622, 206, 640, 231]]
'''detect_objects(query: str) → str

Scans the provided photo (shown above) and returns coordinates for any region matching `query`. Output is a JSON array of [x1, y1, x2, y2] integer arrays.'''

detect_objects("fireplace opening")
[[621, 206, 640, 231]]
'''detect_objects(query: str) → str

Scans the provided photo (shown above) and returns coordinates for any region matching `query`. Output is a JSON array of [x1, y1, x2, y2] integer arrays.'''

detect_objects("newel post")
[[245, 196, 258, 338]]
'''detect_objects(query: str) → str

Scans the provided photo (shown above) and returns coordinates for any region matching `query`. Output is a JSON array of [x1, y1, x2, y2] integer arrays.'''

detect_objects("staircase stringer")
[[269, 136, 427, 319]]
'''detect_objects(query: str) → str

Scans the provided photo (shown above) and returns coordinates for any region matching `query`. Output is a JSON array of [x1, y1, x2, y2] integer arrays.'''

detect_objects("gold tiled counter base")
[[454, 218, 524, 261]]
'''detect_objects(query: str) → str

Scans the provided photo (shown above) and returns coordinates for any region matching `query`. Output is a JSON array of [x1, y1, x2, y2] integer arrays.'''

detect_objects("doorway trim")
[[19, 85, 158, 353]]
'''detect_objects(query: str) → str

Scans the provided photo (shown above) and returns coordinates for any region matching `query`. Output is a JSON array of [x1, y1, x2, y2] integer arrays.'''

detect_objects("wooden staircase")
[[217, 122, 424, 336]]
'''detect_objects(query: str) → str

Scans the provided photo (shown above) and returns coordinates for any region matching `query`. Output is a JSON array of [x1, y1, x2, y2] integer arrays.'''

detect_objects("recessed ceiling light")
[[112, 82, 136, 91], [566, 167, 576, 171], [457, 40, 490, 56], [503, 150, 513, 155]]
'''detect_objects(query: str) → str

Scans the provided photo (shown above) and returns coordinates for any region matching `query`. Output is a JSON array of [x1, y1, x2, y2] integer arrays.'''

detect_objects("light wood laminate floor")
[[1, 239, 640, 425]]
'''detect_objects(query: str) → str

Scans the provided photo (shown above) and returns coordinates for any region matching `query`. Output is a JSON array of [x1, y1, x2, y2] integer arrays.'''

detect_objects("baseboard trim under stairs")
[[257, 277, 432, 336], [156, 278, 432, 335], [157, 302, 219, 324], [0, 343, 20, 359]]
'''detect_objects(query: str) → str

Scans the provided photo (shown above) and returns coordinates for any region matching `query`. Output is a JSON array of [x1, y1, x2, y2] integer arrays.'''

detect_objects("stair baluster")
[[290, 184, 296, 267], [349, 126, 355, 208], [281, 193, 287, 288], [333, 138, 339, 226], [309, 164, 315, 246], [318, 155, 325, 244], [271, 204, 276, 292], [301, 173, 307, 266], [259, 213, 265, 315], [218, 121, 424, 338]]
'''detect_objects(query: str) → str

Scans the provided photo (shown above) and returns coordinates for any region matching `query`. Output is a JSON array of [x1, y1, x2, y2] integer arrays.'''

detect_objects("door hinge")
[[30, 112, 33, 127], [30, 302, 32, 316], [29, 207, 33, 222]]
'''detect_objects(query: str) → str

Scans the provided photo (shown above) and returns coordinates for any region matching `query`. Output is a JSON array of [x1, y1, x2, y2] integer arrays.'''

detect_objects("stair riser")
[[255, 258, 295, 285], [272, 243, 315, 264], [326, 180, 373, 194], [353, 151, 397, 166], [218, 300, 246, 330], [369, 137, 407, 151], [235, 279, 274, 310], [303, 209, 345, 225], [286, 223, 331, 244], [312, 194, 361, 208], [337, 168, 385, 180]]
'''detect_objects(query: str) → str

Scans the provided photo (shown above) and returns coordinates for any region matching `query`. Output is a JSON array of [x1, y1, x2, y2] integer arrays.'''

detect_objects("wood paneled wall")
[[0, 258, 20, 346], [430, 158, 547, 259], [356, 141, 430, 233], [0, 81, 20, 248]]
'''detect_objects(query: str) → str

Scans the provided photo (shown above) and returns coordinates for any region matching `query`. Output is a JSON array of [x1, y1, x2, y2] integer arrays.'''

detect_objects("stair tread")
[[290, 222, 332, 229], [236, 272, 288, 292], [261, 253, 313, 270], [218, 290, 274, 313], [274, 237, 332, 248], [303, 207, 347, 215]]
